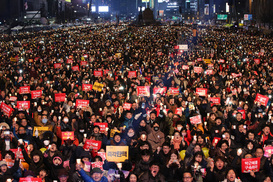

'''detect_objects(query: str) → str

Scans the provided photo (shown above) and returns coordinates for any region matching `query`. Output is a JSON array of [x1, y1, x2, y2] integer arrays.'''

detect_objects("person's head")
[[219, 140, 229, 151], [162, 142, 171, 155], [149, 161, 160, 177], [53, 156, 62, 166], [168, 149, 180, 162], [194, 151, 203, 163], [91, 168, 103, 182], [225, 168, 237, 182], [152, 122, 160, 132], [113, 133, 121, 143], [262, 176, 272, 182], [182, 171, 193, 182], [127, 173, 138, 182], [193, 144, 201, 153], [246, 140, 254, 151], [41, 115, 48, 124], [247, 131, 255, 140], [236, 112, 242, 121], [126, 111, 133, 120], [39, 169, 48, 179], [0, 161, 7, 173], [93, 126, 100, 134], [141, 149, 151, 162], [33, 154, 41, 163], [263, 125, 271, 136], [173, 131, 181, 140], [215, 156, 225, 170], [255, 147, 264, 158], [139, 141, 150, 150]]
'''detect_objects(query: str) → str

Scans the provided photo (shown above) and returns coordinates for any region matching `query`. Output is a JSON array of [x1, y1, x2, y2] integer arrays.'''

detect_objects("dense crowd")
[[0, 23, 272, 182]]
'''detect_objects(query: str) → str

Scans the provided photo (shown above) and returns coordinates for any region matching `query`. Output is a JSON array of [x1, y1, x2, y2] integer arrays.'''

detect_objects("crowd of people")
[[0, 23, 272, 182]]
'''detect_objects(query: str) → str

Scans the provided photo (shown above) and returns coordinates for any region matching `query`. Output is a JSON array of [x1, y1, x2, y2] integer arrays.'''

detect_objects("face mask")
[[63, 118, 69, 123], [44, 140, 50, 146], [128, 132, 134, 137], [42, 118, 48, 124], [79, 129, 85, 133], [38, 109, 42, 112], [177, 127, 182, 131], [154, 127, 159, 131]]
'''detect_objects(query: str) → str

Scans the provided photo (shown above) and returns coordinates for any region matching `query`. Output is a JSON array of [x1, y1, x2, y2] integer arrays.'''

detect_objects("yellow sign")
[[93, 82, 104, 92], [10, 57, 18, 62], [33, 127, 49, 136], [204, 59, 212, 64], [115, 53, 122, 58], [106, 146, 129, 162]]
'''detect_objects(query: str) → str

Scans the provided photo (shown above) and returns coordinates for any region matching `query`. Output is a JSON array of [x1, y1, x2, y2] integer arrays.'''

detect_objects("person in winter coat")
[[147, 121, 165, 153], [222, 168, 241, 182], [77, 167, 108, 182], [163, 149, 183, 182], [0, 152, 20, 181], [134, 149, 153, 177], [139, 161, 165, 182], [205, 156, 227, 182]]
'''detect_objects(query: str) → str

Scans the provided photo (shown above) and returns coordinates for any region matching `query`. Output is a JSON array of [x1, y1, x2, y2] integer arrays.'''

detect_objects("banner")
[[76, 99, 89, 108], [10, 148, 24, 160], [210, 97, 221, 105], [72, 66, 80, 71], [55, 93, 66, 102], [123, 103, 132, 110], [264, 146, 273, 158], [153, 87, 167, 95], [197, 58, 202, 62], [62, 131, 74, 140], [93, 82, 104, 92], [93, 123, 108, 133], [194, 67, 203, 74], [254, 59, 260, 64], [19, 86, 30, 94], [175, 108, 183, 115], [54, 63, 62, 69], [106, 146, 129, 162], [190, 115, 202, 125], [17, 101, 30, 110], [204, 59, 211, 64], [80, 61, 87, 66], [168, 87, 180, 95], [97, 152, 106, 161], [0, 102, 13, 116], [33, 127, 49, 137], [255, 93, 269, 106], [128, 71, 137, 78], [219, 59, 225, 63], [19, 178, 42, 182], [196, 88, 208, 96], [212, 137, 221, 146], [83, 140, 102, 150], [182, 65, 189, 70], [94, 71, 103, 77], [9, 96, 17, 102], [137, 86, 150, 97], [66, 59, 73, 64], [91, 162, 103, 170], [241, 158, 260, 173], [82, 84, 93, 91], [231, 73, 242, 78], [31, 90, 42, 99], [205, 70, 214, 75]]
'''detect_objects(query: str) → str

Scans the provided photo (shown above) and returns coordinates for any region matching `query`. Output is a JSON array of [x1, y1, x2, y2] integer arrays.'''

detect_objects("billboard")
[[217, 14, 227, 20], [244, 14, 252, 21], [158, 0, 169, 3], [204, 4, 209, 15], [98, 6, 109, 12]]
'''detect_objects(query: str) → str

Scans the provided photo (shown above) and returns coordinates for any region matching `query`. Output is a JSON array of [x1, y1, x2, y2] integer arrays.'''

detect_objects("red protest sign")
[[254, 59, 260, 64], [255, 93, 269, 106], [182, 65, 189, 70], [137, 86, 150, 97], [94, 70, 103, 77], [17, 101, 30, 110], [91, 162, 103, 170], [93, 123, 108, 133], [9, 96, 17, 102], [54, 63, 62, 69], [174, 45, 179, 49], [3, 159, 14, 168], [197, 58, 202, 62], [80, 61, 87, 66], [97, 152, 106, 161], [196, 88, 208, 96], [83, 140, 102, 150], [31, 90, 42, 99], [62, 131, 74, 140], [210, 97, 221, 105], [83, 54, 89, 58], [0, 102, 13, 116], [128, 71, 137, 78], [66, 59, 73, 64], [19, 86, 30, 94], [231, 73, 242, 78], [190, 115, 202, 125], [104, 70, 110, 76], [212, 137, 221, 146], [194, 67, 203, 74], [82, 84, 93, 91], [205, 70, 214, 75], [72, 65, 80, 71], [208, 64, 214, 68], [123, 103, 132, 110], [175, 108, 183, 115], [153, 87, 167, 95], [55, 93, 66, 102], [264, 146, 273, 158], [238, 110, 246, 119], [241, 158, 260, 173], [76, 99, 89, 108], [19, 178, 42, 182], [10, 148, 24, 160], [168, 87, 180, 95], [219, 59, 225, 63]]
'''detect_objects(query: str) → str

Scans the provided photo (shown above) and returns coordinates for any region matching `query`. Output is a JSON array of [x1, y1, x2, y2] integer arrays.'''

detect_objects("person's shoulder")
[[101, 175, 108, 182]]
